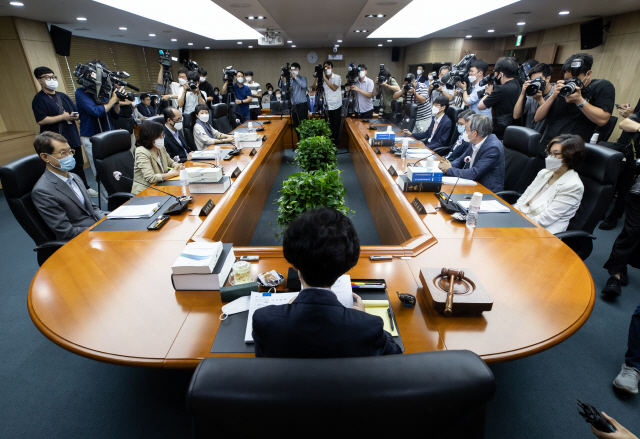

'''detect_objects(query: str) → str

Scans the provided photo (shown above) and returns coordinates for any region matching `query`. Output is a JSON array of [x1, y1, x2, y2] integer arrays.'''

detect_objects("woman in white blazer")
[[514, 134, 586, 234], [192, 104, 234, 150]]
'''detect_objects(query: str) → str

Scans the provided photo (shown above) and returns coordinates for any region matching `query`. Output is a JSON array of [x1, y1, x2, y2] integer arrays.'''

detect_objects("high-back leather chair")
[[270, 101, 290, 115], [594, 115, 618, 143], [0, 155, 67, 265], [187, 351, 496, 439], [210, 103, 234, 133], [555, 143, 624, 260], [397, 103, 417, 132], [445, 105, 463, 146], [384, 100, 403, 125], [495, 126, 541, 204], [90, 129, 135, 211], [145, 115, 165, 125], [182, 113, 197, 152]]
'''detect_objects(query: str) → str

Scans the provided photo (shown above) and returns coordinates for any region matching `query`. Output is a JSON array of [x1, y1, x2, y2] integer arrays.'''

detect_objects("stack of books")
[[171, 242, 235, 291]]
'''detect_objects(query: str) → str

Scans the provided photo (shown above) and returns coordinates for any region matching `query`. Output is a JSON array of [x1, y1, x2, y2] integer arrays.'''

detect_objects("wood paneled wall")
[[404, 38, 464, 67]]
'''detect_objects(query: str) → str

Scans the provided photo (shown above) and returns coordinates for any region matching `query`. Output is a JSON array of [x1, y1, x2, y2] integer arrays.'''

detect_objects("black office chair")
[[270, 101, 290, 115], [182, 113, 197, 152], [555, 143, 624, 260], [594, 115, 618, 143], [0, 155, 67, 265], [210, 103, 234, 134], [445, 105, 463, 146], [397, 103, 417, 132], [384, 100, 403, 125], [91, 129, 136, 211], [145, 115, 165, 125], [187, 351, 495, 439], [495, 126, 542, 204]]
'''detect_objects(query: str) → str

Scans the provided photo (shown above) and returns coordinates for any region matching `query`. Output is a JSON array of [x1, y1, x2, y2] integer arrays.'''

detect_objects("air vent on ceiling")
[[512, 11, 531, 15], [75, 28, 90, 31]]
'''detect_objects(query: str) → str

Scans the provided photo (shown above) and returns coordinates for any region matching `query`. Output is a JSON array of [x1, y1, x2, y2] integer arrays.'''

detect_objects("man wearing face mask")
[[197, 67, 215, 109], [193, 104, 234, 150], [415, 65, 428, 84], [244, 70, 262, 121], [430, 66, 453, 102], [262, 83, 274, 106], [211, 87, 222, 105], [478, 57, 521, 140], [273, 89, 283, 102], [158, 66, 190, 109], [535, 53, 615, 154], [438, 114, 505, 193], [31, 66, 95, 197], [280, 63, 308, 136], [178, 70, 207, 114], [395, 73, 431, 132], [408, 96, 452, 149], [222, 70, 252, 123], [513, 63, 555, 132], [312, 61, 342, 145], [31, 132, 107, 241], [377, 68, 401, 116], [346, 64, 375, 119], [163, 107, 194, 162], [457, 60, 492, 117], [445, 109, 476, 162]]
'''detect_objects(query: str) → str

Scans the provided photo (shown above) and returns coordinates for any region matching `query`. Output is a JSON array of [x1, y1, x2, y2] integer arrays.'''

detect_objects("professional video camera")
[[159, 49, 172, 71], [183, 59, 198, 71], [525, 76, 546, 96], [431, 79, 443, 90], [345, 63, 359, 86], [377, 64, 386, 85], [73, 61, 139, 104], [280, 62, 291, 80], [518, 61, 532, 84], [223, 66, 237, 83], [440, 54, 476, 86], [559, 59, 584, 98], [478, 72, 496, 88]]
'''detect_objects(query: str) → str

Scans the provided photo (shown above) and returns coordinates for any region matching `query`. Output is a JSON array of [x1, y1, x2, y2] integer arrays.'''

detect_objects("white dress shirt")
[[323, 73, 342, 111], [48, 170, 84, 204], [469, 137, 487, 168]]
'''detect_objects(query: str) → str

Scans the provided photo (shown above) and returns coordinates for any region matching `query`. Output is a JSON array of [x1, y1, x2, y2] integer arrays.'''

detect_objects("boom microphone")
[[436, 156, 471, 214], [112, 171, 191, 215]]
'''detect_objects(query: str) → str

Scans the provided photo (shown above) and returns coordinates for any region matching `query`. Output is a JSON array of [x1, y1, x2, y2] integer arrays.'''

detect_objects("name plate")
[[374, 147, 381, 154], [388, 165, 397, 177], [365, 134, 370, 141], [199, 199, 215, 217], [249, 148, 257, 156], [411, 197, 426, 214], [231, 167, 242, 178], [262, 135, 267, 142]]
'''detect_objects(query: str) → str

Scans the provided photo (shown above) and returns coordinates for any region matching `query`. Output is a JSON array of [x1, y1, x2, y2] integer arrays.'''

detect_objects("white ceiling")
[[0, 0, 638, 51]]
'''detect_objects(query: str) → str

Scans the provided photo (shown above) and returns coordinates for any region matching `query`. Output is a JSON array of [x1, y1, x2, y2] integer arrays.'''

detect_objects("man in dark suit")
[[31, 132, 107, 241], [253, 208, 402, 358], [445, 109, 476, 162], [439, 114, 505, 193], [410, 96, 452, 149], [163, 107, 194, 162], [307, 89, 322, 115], [136, 93, 156, 119]]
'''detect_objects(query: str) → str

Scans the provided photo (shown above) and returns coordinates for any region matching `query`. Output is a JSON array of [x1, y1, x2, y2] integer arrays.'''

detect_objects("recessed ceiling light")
[[237, 41, 242, 44], [559, 11, 570, 15], [378, 44, 383, 46], [377, 14, 385, 17], [10, 2, 25, 6], [257, 16, 264, 19], [335, 45, 340, 47], [247, 16, 254, 19], [274, 31, 280, 34], [337, 39, 342, 43], [77, 17, 87, 21], [287, 40, 293, 43], [119, 27, 127, 30], [205, 46, 210, 49], [365, 14, 386, 18], [171, 38, 177, 41], [517, 21, 525, 25], [291, 45, 296, 47], [487, 29, 494, 32], [387, 39, 392, 42], [466, 35, 472, 38], [188, 42, 193, 45], [248, 45, 253, 48], [149, 33, 156, 36], [354, 30, 361, 33]]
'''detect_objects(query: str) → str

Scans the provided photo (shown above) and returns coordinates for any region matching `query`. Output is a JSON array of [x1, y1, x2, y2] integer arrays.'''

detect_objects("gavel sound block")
[[419, 267, 493, 316]]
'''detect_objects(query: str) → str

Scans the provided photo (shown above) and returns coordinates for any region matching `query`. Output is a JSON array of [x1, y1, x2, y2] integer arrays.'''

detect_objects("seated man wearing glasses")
[[32, 132, 107, 241]]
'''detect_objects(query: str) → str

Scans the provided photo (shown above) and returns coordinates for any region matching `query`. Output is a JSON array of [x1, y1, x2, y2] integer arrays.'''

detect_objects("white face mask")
[[45, 79, 59, 90], [468, 75, 477, 83], [154, 137, 165, 148], [214, 91, 219, 95], [237, 77, 244, 84], [220, 296, 251, 320], [326, 68, 332, 75], [199, 76, 206, 83], [417, 69, 423, 75], [433, 106, 442, 114], [173, 121, 183, 131], [268, 90, 273, 95], [276, 94, 281, 99], [462, 130, 475, 143], [291, 70, 299, 77], [545, 155, 563, 171], [246, 76, 252, 82], [199, 113, 210, 123], [359, 71, 366, 79], [178, 78, 187, 85]]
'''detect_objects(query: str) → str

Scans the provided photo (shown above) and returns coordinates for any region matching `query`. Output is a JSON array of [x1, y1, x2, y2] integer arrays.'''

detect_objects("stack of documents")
[[107, 203, 159, 219], [171, 241, 223, 275], [442, 176, 477, 186], [191, 150, 218, 160], [458, 200, 510, 213]]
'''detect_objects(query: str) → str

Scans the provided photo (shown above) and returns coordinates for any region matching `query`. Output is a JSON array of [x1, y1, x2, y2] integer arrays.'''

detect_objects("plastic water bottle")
[[466, 192, 482, 229], [401, 137, 409, 159], [248, 121, 254, 133], [387, 125, 393, 133], [180, 169, 190, 197], [215, 145, 221, 168]]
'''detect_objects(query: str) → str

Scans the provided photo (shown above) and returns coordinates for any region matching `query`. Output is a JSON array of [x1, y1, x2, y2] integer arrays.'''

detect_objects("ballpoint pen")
[[387, 306, 395, 331]]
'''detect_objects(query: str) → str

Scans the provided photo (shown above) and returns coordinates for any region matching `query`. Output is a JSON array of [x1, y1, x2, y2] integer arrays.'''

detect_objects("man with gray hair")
[[438, 113, 505, 193]]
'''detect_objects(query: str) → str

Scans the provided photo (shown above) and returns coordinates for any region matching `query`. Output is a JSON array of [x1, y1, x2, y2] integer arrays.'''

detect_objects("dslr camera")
[[403, 74, 415, 92], [223, 66, 237, 83], [431, 79, 442, 90], [559, 59, 584, 98], [518, 61, 532, 83], [525, 77, 546, 96], [479, 72, 496, 87], [345, 62, 359, 86], [440, 54, 476, 86], [377, 64, 386, 85], [182, 59, 198, 71], [313, 63, 323, 78], [280, 62, 291, 80], [73, 61, 139, 104]]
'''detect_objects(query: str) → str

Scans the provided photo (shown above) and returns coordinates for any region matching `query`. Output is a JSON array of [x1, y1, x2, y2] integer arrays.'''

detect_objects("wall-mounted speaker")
[[391, 46, 400, 62], [178, 48, 190, 64], [50, 25, 71, 57], [580, 17, 604, 50]]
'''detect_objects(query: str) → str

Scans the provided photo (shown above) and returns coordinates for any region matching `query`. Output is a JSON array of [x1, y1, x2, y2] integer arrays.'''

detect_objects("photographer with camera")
[[177, 70, 207, 114], [312, 61, 342, 145], [430, 66, 455, 102], [243, 70, 262, 120], [478, 56, 521, 140], [394, 73, 431, 131], [534, 53, 615, 151], [457, 60, 492, 117], [377, 68, 401, 115], [513, 63, 555, 131], [279, 63, 308, 133], [345, 64, 375, 119], [157, 66, 190, 109], [222, 70, 252, 123], [197, 67, 215, 108]]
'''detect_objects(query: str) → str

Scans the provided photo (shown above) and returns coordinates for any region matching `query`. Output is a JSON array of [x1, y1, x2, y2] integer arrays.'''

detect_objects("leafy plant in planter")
[[294, 136, 337, 172], [275, 170, 350, 232], [296, 118, 332, 141]]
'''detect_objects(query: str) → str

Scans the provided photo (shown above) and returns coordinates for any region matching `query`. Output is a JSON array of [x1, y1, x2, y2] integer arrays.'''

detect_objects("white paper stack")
[[107, 203, 159, 219], [442, 176, 477, 186], [190, 150, 218, 160], [458, 200, 510, 213], [186, 167, 223, 183], [171, 241, 223, 275]]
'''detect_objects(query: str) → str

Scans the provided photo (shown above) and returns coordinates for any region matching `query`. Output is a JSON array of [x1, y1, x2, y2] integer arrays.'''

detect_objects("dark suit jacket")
[[447, 134, 505, 193], [32, 170, 107, 241], [253, 288, 403, 358], [413, 115, 452, 150], [136, 103, 155, 118], [446, 134, 470, 162], [163, 125, 195, 162], [307, 96, 322, 113]]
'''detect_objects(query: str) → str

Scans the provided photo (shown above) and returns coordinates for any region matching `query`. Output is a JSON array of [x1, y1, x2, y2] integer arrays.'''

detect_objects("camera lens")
[[559, 82, 576, 98], [525, 83, 540, 96]]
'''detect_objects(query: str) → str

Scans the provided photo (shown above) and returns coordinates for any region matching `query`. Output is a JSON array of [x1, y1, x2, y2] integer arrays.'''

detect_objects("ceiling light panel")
[[369, 0, 520, 38], [92, 0, 262, 40]]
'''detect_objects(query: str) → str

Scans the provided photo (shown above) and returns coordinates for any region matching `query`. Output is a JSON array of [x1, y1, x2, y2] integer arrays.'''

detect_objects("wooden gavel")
[[441, 268, 464, 316]]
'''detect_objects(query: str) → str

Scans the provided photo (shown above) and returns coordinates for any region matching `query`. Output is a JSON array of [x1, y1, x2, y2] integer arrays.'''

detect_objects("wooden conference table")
[[28, 118, 594, 368]]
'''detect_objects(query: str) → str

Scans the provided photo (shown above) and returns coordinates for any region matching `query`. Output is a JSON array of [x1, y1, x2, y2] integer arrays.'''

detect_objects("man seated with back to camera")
[[31, 132, 107, 241], [346, 64, 375, 119], [513, 63, 556, 133], [394, 73, 431, 132], [163, 107, 194, 162], [477, 56, 521, 140], [438, 114, 505, 193], [252, 207, 402, 358], [408, 96, 452, 149], [445, 109, 476, 162], [192, 104, 234, 150], [534, 53, 615, 154]]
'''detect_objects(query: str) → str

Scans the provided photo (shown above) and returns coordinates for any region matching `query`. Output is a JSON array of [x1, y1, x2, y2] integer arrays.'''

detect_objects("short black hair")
[[140, 93, 150, 101], [381, 69, 391, 79], [187, 70, 199, 82], [470, 60, 489, 76], [417, 64, 425, 70], [494, 57, 519, 78], [34, 66, 54, 78], [34, 131, 67, 155], [136, 121, 164, 150], [214, 87, 220, 92], [244, 70, 253, 76], [178, 67, 189, 75], [194, 104, 209, 115], [265, 82, 273, 89], [197, 67, 207, 76], [404, 73, 415, 83], [323, 61, 334, 68], [291, 62, 301, 70], [275, 89, 281, 93], [525, 59, 539, 70], [529, 62, 552, 78], [438, 65, 450, 74], [563, 53, 593, 75], [283, 208, 360, 287], [434, 96, 450, 110], [163, 107, 178, 122], [236, 70, 244, 76], [358, 63, 368, 71]]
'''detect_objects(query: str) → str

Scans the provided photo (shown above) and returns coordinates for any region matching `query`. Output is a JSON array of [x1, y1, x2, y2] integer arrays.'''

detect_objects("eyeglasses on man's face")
[[39, 75, 57, 81], [51, 149, 75, 158]]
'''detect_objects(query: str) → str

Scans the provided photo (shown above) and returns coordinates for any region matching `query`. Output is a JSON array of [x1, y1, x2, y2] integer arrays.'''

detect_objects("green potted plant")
[[294, 136, 337, 172], [296, 118, 332, 141], [275, 170, 350, 232]]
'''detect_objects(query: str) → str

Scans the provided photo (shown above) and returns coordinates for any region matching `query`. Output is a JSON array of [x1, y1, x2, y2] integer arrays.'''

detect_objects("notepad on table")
[[441, 176, 477, 186], [362, 300, 398, 337], [107, 203, 159, 219], [458, 200, 510, 213]]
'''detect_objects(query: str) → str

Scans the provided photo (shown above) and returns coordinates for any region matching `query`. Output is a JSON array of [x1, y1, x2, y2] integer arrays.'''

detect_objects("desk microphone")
[[408, 151, 438, 167], [112, 171, 191, 216], [436, 156, 471, 214]]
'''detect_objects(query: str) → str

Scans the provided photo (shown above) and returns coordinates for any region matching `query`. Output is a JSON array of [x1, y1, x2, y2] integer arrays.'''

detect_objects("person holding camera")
[[394, 73, 431, 131], [312, 61, 342, 146], [31, 66, 96, 197], [157, 66, 189, 109], [430, 66, 454, 102], [456, 60, 492, 117], [244, 70, 262, 120], [177, 70, 207, 115], [346, 64, 375, 119], [279, 63, 308, 134], [222, 70, 252, 123], [478, 56, 521, 140], [513, 63, 555, 131], [377, 68, 401, 115], [197, 67, 215, 109]]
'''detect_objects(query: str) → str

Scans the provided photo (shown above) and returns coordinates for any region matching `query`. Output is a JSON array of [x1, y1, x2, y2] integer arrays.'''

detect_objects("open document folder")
[[106, 203, 159, 219]]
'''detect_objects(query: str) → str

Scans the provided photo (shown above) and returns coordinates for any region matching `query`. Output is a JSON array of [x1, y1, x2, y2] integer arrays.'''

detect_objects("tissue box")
[[187, 167, 223, 183], [234, 132, 259, 142], [407, 166, 443, 182], [375, 131, 396, 141]]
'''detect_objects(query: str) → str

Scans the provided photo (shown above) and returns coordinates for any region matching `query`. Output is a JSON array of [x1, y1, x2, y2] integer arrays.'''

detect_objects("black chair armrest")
[[108, 192, 135, 200], [432, 146, 449, 156], [554, 230, 597, 240], [495, 190, 522, 205], [34, 241, 67, 251], [33, 241, 67, 266]]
